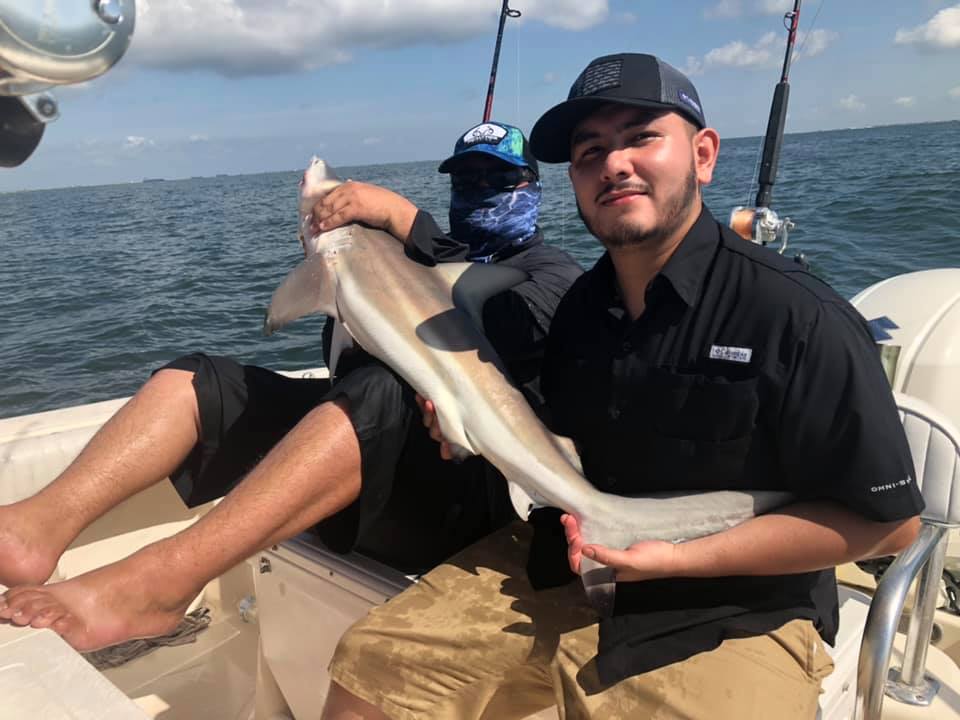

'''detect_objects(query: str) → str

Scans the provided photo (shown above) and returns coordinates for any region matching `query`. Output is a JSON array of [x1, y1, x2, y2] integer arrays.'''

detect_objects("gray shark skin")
[[265, 158, 794, 614]]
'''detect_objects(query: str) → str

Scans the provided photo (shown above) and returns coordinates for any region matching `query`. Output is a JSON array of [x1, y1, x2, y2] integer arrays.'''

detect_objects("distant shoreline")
[[3, 119, 957, 196]]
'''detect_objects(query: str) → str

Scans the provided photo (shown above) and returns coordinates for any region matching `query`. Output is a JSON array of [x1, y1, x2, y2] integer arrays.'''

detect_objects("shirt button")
[[621, 341, 632, 351], [609, 407, 621, 420]]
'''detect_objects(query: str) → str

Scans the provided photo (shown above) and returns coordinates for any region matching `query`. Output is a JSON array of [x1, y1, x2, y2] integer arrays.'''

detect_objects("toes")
[[0, 589, 50, 621], [19, 597, 63, 624], [30, 605, 69, 630]]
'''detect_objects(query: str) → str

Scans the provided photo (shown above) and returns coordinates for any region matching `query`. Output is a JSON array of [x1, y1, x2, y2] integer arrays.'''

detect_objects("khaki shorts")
[[330, 522, 834, 719]]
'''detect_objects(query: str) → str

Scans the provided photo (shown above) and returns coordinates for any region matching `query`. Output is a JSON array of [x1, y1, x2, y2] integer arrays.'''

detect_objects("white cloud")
[[123, 135, 155, 150], [950, 86, 960, 98], [133, 0, 608, 76], [705, 40, 771, 68], [798, 29, 839, 57], [894, 96, 916, 107], [895, 4, 960, 50], [188, 134, 209, 142], [700, 32, 779, 69], [686, 27, 836, 74], [682, 56, 705, 77], [543, 72, 557, 84], [756, 0, 792, 14], [362, 136, 382, 146], [704, 0, 794, 19], [705, 1, 742, 19], [839, 94, 866, 111], [619, 12, 638, 24]]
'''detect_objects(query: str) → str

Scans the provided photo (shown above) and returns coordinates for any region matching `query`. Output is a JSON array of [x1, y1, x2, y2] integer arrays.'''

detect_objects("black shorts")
[[161, 353, 514, 572]]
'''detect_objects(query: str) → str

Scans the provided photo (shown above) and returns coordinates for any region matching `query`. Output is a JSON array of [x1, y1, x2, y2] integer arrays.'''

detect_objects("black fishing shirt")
[[538, 206, 924, 683]]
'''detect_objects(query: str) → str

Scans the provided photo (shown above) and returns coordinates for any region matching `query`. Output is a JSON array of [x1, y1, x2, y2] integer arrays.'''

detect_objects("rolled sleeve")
[[405, 210, 469, 266]]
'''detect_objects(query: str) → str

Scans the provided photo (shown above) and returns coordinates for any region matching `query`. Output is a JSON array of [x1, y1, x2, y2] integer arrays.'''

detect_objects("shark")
[[264, 157, 793, 614]]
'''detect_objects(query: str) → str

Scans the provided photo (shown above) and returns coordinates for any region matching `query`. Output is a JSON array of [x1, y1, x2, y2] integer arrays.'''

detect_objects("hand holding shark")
[[311, 180, 418, 241]]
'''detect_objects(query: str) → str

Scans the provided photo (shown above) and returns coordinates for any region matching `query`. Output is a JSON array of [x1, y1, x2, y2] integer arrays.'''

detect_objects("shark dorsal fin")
[[433, 262, 528, 331]]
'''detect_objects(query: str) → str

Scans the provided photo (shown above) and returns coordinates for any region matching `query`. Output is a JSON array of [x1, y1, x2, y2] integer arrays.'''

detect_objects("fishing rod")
[[482, 0, 521, 122], [730, 0, 802, 254]]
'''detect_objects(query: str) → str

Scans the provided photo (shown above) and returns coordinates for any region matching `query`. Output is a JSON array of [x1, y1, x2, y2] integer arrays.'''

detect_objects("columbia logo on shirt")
[[870, 476, 914, 493], [709, 345, 753, 364]]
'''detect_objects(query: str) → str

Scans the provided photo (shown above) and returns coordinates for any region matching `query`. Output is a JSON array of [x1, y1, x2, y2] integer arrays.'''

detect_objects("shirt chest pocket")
[[629, 368, 760, 490]]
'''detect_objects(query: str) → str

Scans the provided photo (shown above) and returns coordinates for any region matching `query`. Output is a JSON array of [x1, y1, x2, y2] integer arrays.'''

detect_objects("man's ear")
[[693, 127, 720, 186]]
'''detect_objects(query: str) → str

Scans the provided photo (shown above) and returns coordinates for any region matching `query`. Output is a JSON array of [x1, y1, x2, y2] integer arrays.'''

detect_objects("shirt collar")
[[587, 205, 720, 312], [655, 205, 719, 308]]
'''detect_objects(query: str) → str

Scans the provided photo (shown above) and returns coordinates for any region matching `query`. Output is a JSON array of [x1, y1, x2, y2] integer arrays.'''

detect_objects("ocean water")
[[1, 121, 958, 419]]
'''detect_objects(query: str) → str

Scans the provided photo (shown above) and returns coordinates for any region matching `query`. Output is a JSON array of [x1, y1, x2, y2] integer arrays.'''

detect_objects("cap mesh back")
[[657, 58, 704, 123]]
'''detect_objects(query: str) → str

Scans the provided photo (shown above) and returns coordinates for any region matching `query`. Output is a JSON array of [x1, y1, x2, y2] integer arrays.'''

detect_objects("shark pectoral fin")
[[580, 557, 617, 617], [434, 263, 529, 331], [264, 253, 335, 336], [507, 481, 549, 521]]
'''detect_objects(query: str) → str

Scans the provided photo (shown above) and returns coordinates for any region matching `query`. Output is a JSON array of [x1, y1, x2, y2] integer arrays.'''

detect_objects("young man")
[[0, 122, 582, 650], [322, 54, 923, 719]]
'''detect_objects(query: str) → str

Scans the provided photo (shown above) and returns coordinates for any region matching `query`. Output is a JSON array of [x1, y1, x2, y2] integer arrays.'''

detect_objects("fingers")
[[439, 440, 454, 461], [312, 181, 388, 234], [560, 513, 581, 545], [311, 190, 357, 233], [577, 544, 639, 582], [415, 395, 436, 431], [414, 395, 454, 460], [561, 514, 583, 575]]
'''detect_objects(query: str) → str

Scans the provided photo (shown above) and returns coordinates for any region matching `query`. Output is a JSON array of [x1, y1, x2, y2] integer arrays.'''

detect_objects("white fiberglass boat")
[[1, 268, 959, 720]]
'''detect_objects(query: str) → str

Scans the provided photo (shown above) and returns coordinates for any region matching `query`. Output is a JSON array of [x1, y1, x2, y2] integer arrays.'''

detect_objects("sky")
[[2, 0, 959, 192]]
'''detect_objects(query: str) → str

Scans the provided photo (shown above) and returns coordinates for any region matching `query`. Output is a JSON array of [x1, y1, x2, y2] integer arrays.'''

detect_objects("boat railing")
[[855, 393, 960, 719]]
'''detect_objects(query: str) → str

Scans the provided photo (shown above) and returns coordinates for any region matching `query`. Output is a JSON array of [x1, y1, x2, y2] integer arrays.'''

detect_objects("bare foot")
[[0, 546, 199, 652], [0, 503, 68, 588]]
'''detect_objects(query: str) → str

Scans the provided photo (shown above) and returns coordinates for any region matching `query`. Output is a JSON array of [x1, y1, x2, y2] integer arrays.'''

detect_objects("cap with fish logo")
[[438, 121, 539, 178], [530, 53, 707, 163]]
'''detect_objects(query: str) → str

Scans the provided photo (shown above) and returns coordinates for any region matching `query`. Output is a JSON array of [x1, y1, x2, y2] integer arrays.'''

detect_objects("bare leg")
[[0, 369, 200, 588], [0, 398, 362, 651], [322, 682, 390, 720]]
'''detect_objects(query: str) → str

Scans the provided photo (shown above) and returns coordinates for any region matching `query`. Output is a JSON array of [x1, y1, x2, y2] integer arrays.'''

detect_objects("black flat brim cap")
[[529, 53, 706, 164]]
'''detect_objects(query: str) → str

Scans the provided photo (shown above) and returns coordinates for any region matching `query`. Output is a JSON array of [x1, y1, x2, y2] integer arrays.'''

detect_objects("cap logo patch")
[[573, 59, 622, 98], [678, 90, 702, 116], [461, 123, 507, 147]]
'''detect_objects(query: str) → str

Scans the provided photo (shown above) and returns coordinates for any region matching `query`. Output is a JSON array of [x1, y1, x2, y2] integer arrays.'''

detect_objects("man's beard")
[[577, 165, 699, 249]]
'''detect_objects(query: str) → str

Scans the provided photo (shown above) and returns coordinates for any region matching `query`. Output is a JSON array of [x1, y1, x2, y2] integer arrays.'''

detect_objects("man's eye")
[[629, 133, 655, 145], [576, 145, 602, 161]]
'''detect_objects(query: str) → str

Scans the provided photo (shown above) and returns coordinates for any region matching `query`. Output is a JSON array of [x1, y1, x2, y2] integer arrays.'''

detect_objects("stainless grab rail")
[[854, 522, 948, 720]]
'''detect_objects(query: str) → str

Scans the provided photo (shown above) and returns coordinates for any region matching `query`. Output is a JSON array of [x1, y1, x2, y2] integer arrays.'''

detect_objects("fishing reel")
[[0, 0, 136, 166], [729, 205, 795, 255]]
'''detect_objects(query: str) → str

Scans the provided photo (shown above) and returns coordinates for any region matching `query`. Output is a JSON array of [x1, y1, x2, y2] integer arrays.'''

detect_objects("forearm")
[[671, 500, 921, 578]]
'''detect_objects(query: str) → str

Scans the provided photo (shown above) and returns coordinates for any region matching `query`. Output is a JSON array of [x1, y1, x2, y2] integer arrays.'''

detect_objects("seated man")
[[0, 122, 583, 651], [322, 55, 924, 720]]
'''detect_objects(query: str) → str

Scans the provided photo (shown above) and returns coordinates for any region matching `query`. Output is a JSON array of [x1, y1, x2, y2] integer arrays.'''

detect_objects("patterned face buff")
[[448, 182, 542, 263]]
